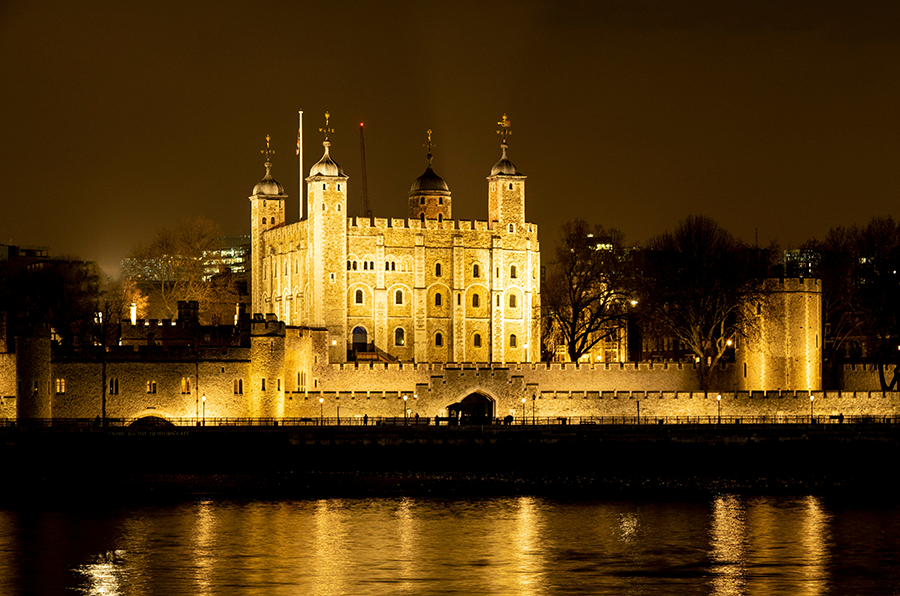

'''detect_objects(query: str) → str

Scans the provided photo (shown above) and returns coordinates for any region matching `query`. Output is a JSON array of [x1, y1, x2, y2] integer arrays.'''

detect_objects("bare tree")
[[637, 215, 769, 389], [544, 219, 635, 363], [124, 216, 223, 320]]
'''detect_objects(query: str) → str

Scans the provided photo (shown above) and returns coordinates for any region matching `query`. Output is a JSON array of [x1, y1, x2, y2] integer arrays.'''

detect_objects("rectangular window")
[[55, 378, 66, 394], [277, 378, 282, 391], [234, 379, 243, 394], [109, 378, 119, 395], [181, 377, 192, 394], [262, 378, 266, 391], [147, 380, 157, 394]]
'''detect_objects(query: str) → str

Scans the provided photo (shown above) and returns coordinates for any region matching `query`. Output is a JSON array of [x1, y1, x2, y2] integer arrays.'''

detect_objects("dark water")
[[2, 494, 899, 595]]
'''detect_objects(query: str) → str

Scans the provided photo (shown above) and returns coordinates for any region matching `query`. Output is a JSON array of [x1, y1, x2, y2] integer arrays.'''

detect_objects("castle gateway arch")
[[447, 391, 494, 424]]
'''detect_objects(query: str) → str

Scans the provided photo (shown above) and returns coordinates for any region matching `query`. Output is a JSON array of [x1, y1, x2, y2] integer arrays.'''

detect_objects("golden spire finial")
[[260, 134, 275, 162], [496, 113, 512, 143], [319, 111, 335, 141], [424, 129, 435, 155]]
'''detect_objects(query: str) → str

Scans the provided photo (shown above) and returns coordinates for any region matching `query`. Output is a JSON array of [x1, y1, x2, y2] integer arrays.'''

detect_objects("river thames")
[[1, 492, 899, 595]]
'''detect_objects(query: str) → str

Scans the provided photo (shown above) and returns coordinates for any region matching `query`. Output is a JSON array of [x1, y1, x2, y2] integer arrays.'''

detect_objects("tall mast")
[[359, 122, 371, 218]]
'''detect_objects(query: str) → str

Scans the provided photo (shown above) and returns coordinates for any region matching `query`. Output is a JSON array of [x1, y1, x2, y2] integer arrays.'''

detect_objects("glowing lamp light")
[[630, 300, 638, 307], [331, 340, 337, 346], [726, 339, 733, 347]]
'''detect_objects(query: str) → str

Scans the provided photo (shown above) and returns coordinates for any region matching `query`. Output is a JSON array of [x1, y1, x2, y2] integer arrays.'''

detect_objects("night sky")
[[2, 1, 899, 276]]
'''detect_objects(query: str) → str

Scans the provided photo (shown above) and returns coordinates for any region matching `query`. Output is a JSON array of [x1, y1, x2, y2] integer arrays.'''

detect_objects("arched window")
[[352, 261, 358, 270], [347, 261, 352, 270], [385, 261, 390, 271], [472, 294, 480, 307], [435, 293, 442, 306], [438, 214, 443, 222], [262, 217, 267, 224], [363, 261, 368, 270], [435, 263, 442, 276], [395, 328, 405, 346], [474, 333, 482, 348], [435, 332, 443, 347], [420, 197, 425, 205], [355, 289, 363, 304], [473, 264, 480, 278], [508, 223, 514, 233], [395, 290, 403, 305], [496, 295, 500, 306], [420, 213, 425, 222], [509, 294, 517, 308], [510, 334, 517, 347], [509, 183, 513, 190], [510, 265, 517, 278], [391, 262, 396, 271]]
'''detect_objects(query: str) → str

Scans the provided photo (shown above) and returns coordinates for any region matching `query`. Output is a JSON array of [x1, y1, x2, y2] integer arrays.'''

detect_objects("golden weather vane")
[[319, 111, 335, 141], [424, 129, 436, 155], [496, 113, 512, 142], [260, 134, 275, 162]]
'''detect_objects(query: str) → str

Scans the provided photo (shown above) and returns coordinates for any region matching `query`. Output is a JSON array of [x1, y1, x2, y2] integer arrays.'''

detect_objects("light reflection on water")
[[1, 494, 900, 595]]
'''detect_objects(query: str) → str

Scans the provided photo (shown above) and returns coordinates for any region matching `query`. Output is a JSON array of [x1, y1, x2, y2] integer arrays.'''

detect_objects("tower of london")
[[251, 118, 540, 366]]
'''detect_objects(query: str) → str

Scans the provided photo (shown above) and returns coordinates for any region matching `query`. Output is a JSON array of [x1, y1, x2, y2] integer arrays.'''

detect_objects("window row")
[[354, 289, 520, 308], [390, 330, 521, 348], [50, 376, 313, 396], [343, 261, 520, 280]]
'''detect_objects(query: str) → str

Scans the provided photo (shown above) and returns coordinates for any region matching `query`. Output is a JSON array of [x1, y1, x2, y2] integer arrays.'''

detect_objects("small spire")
[[260, 134, 275, 166], [496, 113, 512, 143], [423, 129, 436, 166], [319, 111, 335, 143]]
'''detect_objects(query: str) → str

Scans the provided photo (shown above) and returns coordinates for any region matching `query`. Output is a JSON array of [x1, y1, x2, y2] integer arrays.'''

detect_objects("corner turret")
[[487, 114, 526, 232]]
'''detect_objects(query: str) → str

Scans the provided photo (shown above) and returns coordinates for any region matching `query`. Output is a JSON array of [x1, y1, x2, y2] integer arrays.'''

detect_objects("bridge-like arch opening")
[[447, 392, 494, 425], [129, 415, 175, 428]]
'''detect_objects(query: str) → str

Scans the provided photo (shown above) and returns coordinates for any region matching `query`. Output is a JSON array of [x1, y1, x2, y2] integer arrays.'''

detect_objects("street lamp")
[[319, 397, 324, 425], [810, 395, 814, 423], [521, 397, 526, 424], [403, 394, 408, 425], [201, 394, 206, 426], [717, 394, 721, 424]]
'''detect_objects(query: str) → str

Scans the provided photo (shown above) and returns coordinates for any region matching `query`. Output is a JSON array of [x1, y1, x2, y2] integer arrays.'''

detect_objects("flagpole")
[[298, 110, 304, 220]]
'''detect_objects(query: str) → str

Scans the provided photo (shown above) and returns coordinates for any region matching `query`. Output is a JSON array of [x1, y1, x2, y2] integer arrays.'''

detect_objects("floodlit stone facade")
[[251, 131, 541, 365]]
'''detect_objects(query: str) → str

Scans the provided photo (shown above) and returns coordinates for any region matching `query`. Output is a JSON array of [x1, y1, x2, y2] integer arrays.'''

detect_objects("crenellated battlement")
[[346, 216, 538, 235]]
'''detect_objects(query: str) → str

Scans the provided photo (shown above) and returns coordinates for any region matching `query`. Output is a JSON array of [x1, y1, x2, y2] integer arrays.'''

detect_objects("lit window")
[[510, 334, 517, 347], [474, 333, 482, 348], [472, 294, 480, 307], [355, 289, 364, 304], [55, 378, 65, 394], [181, 377, 192, 394], [234, 379, 243, 394], [395, 328, 405, 346], [435, 332, 443, 347], [147, 380, 157, 394]]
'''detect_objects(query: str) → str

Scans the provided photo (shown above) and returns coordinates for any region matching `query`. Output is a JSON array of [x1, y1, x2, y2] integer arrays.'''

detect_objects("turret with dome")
[[408, 129, 451, 222]]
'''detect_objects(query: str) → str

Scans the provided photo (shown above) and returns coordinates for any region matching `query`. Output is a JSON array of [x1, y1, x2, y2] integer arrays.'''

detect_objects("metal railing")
[[2, 414, 899, 429]]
